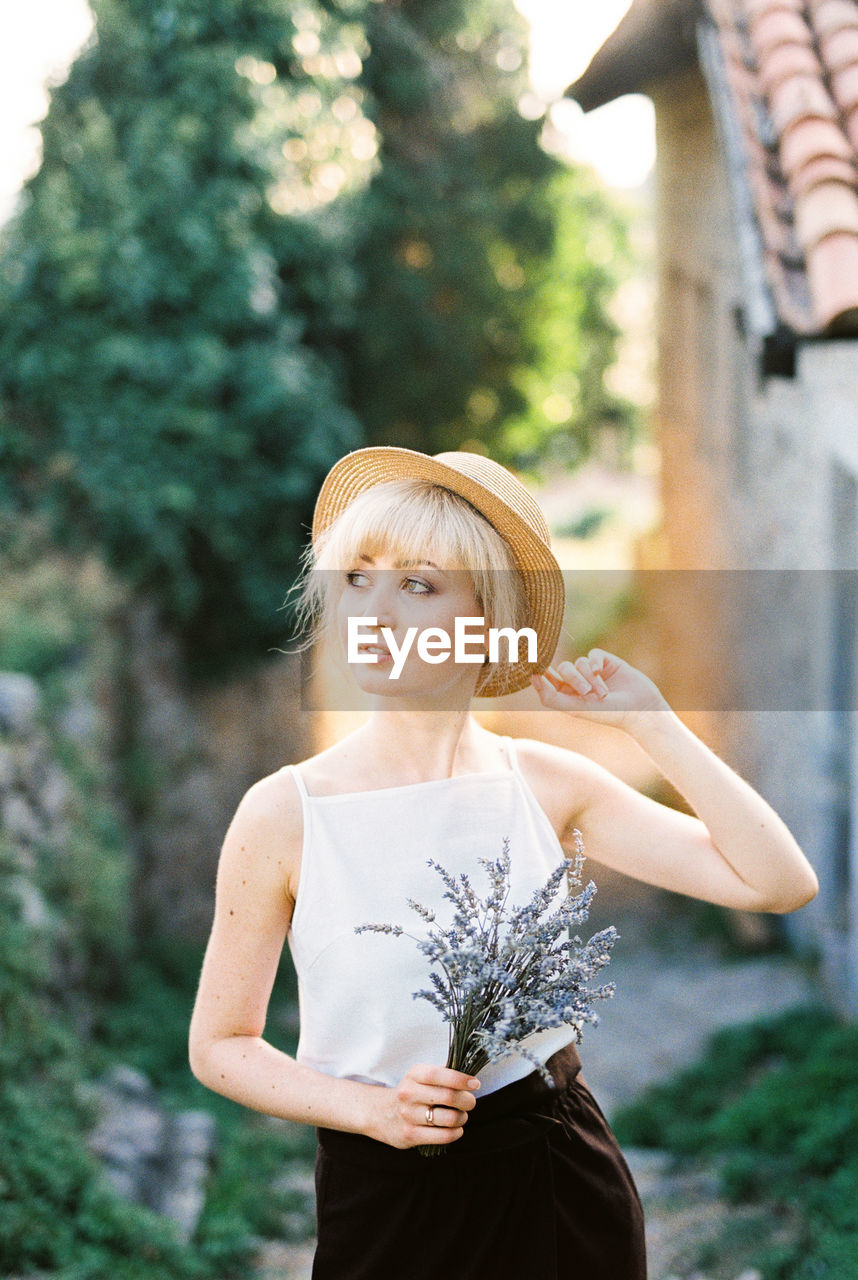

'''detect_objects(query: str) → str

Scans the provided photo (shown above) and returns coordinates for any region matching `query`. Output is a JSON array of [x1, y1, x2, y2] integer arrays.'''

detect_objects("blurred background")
[[2, 1, 856, 1277]]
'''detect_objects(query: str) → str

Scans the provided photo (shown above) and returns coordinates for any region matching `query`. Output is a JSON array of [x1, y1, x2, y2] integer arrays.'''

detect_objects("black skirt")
[[312, 1043, 647, 1280]]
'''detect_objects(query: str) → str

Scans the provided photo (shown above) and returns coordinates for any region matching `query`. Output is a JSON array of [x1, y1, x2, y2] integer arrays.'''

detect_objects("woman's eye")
[[344, 570, 433, 593]]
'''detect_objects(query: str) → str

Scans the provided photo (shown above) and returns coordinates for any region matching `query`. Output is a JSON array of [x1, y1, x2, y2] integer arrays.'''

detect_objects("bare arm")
[[529, 653, 819, 914], [188, 772, 477, 1146]]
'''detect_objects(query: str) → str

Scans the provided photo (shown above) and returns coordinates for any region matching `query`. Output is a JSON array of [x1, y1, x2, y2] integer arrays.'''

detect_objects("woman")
[[189, 446, 818, 1280]]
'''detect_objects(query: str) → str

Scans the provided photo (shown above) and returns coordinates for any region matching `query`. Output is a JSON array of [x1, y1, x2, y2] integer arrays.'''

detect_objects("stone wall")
[[82, 1065, 216, 1244], [651, 67, 740, 575], [0, 671, 75, 957], [1, 527, 315, 947], [0, 668, 216, 1242], [122, 598, 314, 942], [723, 344, 858, 1014], [645, 69, 747, 763], [645, 58, 858, 1013]]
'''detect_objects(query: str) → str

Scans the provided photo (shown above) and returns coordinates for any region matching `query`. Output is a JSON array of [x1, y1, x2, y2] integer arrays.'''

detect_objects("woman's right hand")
[[370, 1063, 481, 1149]]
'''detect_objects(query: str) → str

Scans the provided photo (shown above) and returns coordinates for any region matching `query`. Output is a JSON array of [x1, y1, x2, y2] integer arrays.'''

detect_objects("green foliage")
[[0, 525, 136, 989], [0, 513, 124, 682], [1, 1087, 209, 1280], [0, 959, 303, 1278], [613, 1005, 858, 1277], [85, 940, 316, 1262], [0, 554, 200, 1274], [0, 596, 77, 679], [90, 939, 227, 1095], [0, 0, 640, 682], [0, 872, 202, 1280], [501, 166, 638, 469], [1, 857, 313, 1278], [0, 0, 362, 683], [0, 535, 319, 1277], [344, 0, 636, 467], [552, 507, 612, 540]]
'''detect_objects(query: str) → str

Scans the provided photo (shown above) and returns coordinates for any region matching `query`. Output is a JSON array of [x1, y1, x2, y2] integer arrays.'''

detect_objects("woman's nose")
[[360, 572, 397, 626]]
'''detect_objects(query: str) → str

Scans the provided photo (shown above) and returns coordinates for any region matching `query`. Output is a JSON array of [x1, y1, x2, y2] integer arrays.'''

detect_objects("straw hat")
[[311, 446, 566, 696]]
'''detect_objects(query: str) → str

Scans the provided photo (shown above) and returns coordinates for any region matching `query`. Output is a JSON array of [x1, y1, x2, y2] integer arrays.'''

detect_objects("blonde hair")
[[291, 478, 530, 695]]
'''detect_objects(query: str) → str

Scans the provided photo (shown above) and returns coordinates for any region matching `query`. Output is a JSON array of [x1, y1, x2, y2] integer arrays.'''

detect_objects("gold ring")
[[425, 1105, 435, 1126]]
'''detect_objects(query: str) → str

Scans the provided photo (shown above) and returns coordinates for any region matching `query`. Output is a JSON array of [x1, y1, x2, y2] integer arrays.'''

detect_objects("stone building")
[[567, 0, 858, 1011]]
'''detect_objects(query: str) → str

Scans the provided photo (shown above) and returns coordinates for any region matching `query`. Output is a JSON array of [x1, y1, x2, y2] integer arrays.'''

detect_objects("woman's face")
[[334, 549, 487, 704]]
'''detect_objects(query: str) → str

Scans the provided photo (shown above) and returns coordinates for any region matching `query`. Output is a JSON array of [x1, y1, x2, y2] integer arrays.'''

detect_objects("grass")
[[612, 1004, 858, 1279], [88, 938, 318, 1260], [2, 911, 316, 1280]]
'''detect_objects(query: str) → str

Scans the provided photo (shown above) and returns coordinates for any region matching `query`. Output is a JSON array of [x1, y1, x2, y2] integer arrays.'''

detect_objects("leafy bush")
[[1, 1083, 210, 1280], [87, 938, 315, 1265], [1, 885, 313, 1279], [613, 1005, 858, 1277], [0, 0, 361, 684], [0, 513, 125, 683], [350, 3, 637, 468], [0, 875, 204, 1279], [0, 0, 641, 684]]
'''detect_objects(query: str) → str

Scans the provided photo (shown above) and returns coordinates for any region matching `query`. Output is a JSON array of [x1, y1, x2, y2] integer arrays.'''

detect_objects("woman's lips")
[[358, 644, 392, 662]]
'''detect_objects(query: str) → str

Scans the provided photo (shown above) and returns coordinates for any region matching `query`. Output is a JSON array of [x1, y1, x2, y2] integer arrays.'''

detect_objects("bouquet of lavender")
[[356, 829, 618, 1154]]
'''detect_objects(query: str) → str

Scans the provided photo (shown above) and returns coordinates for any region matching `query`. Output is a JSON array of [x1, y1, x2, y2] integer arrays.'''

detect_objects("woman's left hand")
[[531, 648, 670, 731]]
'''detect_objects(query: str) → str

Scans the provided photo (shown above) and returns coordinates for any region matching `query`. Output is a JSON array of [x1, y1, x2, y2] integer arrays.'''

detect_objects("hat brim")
[[311, 447, 565, 696]]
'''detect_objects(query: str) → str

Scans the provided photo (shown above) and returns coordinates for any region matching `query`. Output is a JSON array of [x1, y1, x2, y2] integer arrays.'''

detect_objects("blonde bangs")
[[291, 479, 530, 694], [315, 481, 472, 574]]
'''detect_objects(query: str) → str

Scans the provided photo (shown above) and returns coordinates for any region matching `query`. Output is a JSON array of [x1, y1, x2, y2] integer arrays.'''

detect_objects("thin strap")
[[283, 765, 312, 930], [502, 735, 567, 859], [287, 762, 310, 798], [502, 735, 520, 772]]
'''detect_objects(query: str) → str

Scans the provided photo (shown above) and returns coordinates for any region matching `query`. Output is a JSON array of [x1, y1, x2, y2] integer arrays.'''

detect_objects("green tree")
[[331, 0, 636, 468], [0, 0, 362, 682], [336, 0, 555, 458], [0, 0, 638, 683], [498, 163, 638, 470]]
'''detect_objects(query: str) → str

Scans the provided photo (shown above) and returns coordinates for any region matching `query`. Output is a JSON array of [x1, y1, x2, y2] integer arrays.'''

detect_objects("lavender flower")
[[356, 831, 618, 1152]]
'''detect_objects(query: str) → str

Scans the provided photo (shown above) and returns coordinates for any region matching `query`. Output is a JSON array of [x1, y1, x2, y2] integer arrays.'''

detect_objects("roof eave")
[[565, 0, 704, 111]]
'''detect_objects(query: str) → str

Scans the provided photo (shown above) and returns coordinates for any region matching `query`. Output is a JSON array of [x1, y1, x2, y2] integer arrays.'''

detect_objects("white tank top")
[[285, 735, 576, 1096]]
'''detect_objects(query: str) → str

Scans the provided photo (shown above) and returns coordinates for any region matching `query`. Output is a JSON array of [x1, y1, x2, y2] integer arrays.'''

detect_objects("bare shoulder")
[[244, 763, 304, 823], [507, 736, 608, 841], [510, 734, 602, 788], [217, 765, 304, 908]]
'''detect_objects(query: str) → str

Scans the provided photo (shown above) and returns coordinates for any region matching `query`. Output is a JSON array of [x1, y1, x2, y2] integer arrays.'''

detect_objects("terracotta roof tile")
[[705, 0, 858, 333], [819, 26, 858, 71], [831, 61, 858, 111], [749, 8, 815, 61], [746, 0, 806, 16], [770, 72, 839, 131], [758, 42, 824, 96], [805, 229, 858, 325], [788, 151, 858, 192], [563, 0, 858, 334], [779, 114, 855, 170], [810, 0, 858, 38], [794, 177, 858, 244]]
